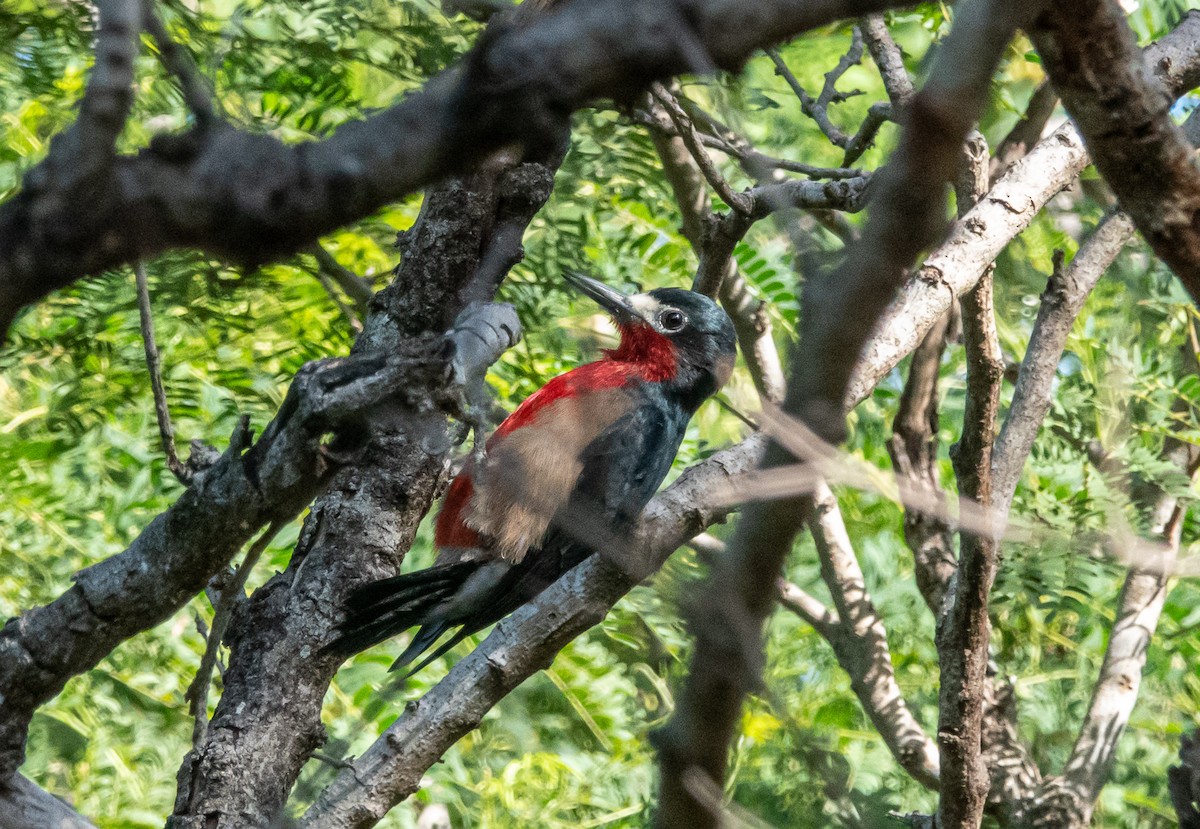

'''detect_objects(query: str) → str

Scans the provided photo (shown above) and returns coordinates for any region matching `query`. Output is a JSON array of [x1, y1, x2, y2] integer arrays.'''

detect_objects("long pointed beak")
[[564, 272, 641, 325]]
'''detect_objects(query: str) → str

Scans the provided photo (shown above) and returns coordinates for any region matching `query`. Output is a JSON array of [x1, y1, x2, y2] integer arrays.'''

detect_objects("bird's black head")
[[565, 274, 738, 409]]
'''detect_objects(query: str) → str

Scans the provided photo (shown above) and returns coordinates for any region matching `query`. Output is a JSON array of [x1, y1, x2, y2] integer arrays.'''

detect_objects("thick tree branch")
[[845, 12, 1200, 409], [297, 436, 767, 829], [1032, 2, 1200, 305], [0, 774, 98, 829], [859, 13, 913, 107], [870, 10, 957, 615], [170, 163, 551, 829], [0, 0, 921, 338], [0, 302, 519, 779], [652, 459, 805, 829]]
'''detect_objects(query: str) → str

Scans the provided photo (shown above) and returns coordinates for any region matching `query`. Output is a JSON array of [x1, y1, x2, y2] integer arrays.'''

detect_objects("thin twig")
[[187, 520, 284, 748], [134, 261, 189, 484], [989, 81, 1057, 183], [651, 84, 752, 216], [141, 0, 217, 122], [767, 28, 865, 148], [841, 101, 892, 165], [308, 244, 374, 315], [311, 268, 364, 333]]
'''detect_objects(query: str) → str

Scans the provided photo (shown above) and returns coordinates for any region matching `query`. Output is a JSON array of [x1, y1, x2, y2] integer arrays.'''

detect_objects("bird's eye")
[[659, 309, 687, 332]]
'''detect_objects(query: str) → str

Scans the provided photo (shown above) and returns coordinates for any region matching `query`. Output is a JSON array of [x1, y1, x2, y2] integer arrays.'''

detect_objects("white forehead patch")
[[629, 294, 662, 317]]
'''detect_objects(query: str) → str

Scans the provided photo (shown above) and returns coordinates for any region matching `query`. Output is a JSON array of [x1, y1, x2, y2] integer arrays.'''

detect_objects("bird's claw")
[[445, 302, 522, 439]]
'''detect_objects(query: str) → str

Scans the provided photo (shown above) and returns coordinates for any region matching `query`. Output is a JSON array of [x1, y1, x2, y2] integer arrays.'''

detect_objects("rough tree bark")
[[0, 0, 920, 338], [1032, 1, 1200, 302], [169, 159, 559, 828]]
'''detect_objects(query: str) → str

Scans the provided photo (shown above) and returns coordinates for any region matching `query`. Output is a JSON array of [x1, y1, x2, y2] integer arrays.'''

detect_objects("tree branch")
[[845, 10, 1200, 409], [142, 0, 217, 123], [792, 0, 1041, 445], [186, 521, 283, 748], [859, 13, 914, 107], [1032, 3, 1200, 305], [655, 5, 1040, 825], [134, 260, 189, 483], [0, 773, 98, 829], [989, 80, 1057, 183], [936, 128, 1003, 829], [777, 579, 839, 640], [0, 0, 921, 339], [170, 163, 551, 829], [990, 212, 1135, 513], [648, 124, 786, 401], [799, 480, 940, 789], [0, 302, 520, 779], [297, 436, 767, 829], [887, 311, 956, 614], [651, 84, 752, 217], [309, 244, 375, 316]]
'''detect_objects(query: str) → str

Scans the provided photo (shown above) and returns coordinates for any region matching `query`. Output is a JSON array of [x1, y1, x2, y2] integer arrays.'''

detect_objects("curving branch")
[[1032, 2, 1200, 304], [798, 481, 940, 789], [845, 11, 1200, 409], [297, 436, 767, 829], [0, 0, 921, 339]]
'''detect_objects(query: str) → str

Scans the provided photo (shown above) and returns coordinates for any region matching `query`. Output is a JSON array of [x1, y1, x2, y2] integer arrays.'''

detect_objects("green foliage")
[[4, 1, 1200, 827]]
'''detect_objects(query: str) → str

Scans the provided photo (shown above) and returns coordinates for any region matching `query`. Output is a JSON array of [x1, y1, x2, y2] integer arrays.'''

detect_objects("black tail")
[[328, 562, 481, 664]]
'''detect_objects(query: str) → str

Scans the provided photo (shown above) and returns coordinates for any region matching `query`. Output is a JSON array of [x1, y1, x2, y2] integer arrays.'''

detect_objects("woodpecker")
[[332, 274, 737, 675]]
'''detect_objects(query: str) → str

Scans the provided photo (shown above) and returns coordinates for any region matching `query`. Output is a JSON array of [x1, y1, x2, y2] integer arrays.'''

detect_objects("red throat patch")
[[605, 323, 678, 382]]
